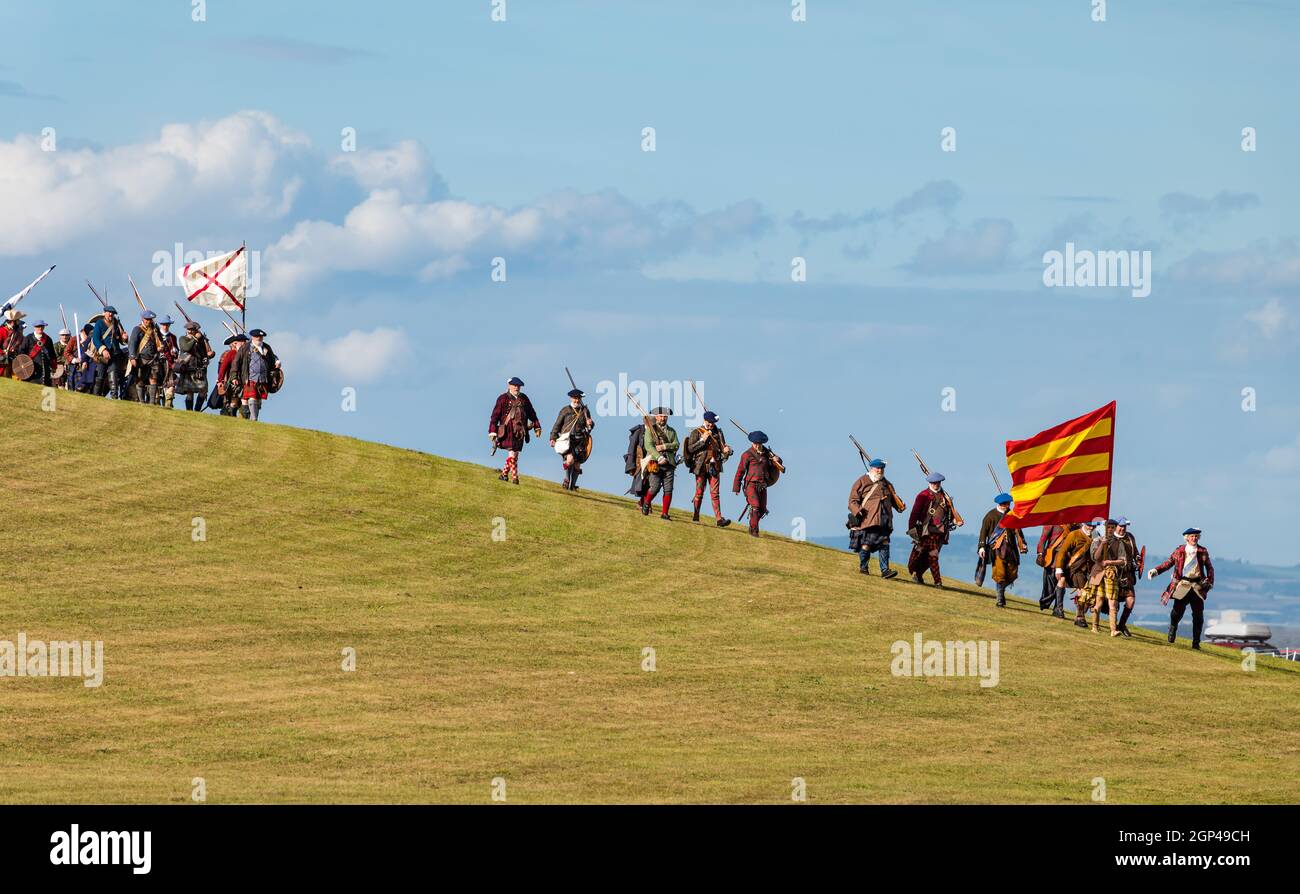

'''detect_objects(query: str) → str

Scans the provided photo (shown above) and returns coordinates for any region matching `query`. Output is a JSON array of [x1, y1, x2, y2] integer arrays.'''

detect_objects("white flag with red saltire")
[[179, 247, 246, 312]]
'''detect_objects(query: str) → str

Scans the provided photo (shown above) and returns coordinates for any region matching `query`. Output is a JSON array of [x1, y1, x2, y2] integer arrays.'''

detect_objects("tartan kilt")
[[850, 526, 890, 552], [242, 381, 269, 400]]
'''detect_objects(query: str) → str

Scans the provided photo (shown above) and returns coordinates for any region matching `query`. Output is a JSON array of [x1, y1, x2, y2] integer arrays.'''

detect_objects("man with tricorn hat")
[[640, 407, 680, 520], [176, 319, 216, 411], [733, 430, 781, 538], [977, 492, 1028, 607], [1148, 526, 1214, 650], [236, 328, 281, 422], [489, 376, 542, 484], [907, 472, 961, 587], [847, 458, 904, 577], [550, 388, 594, 491], [128, 309, 166, 404], [683, 411, 732, 526], [217, 332, 247, 416], [91, 305, 127, 398], [20, 319, 58, 386]]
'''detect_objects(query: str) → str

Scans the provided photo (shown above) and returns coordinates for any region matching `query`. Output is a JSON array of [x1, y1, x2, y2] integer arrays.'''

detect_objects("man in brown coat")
[[847, 459, 905, 578], [1055, 518, 1098, 628]]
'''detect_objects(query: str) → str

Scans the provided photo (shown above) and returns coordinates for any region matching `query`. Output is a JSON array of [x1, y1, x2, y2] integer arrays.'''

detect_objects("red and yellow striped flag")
[[1001, 401, 1115, 529]]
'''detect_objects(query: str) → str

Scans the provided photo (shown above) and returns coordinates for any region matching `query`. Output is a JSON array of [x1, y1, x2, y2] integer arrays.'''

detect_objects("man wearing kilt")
[[235, 328, 280, 422], [847, 458, 903, 578], [977, 493, 1028, 607], [489, 377, 542, 484], [549, 388, 594, 491], [1035, 523, 1069, 616], [1087, 519, 1129, 635], [176, 320, 216, 411], [1113, 517, 1140, 638], [1056, 518, 1097, 628], [217, 333, 247, 416]]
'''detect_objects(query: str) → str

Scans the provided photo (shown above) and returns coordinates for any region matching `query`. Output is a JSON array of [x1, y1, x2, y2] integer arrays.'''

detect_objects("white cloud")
[[904, 218, 1016, 275], [1259, 433, 1300, 474], [263, 188, 771, 296], [0, 110, 310, 256], [1245, 298, 1290, 338], [328, 140, 444, 202], [1170, 238, 1300, 292], [274, 326, 411, 383]]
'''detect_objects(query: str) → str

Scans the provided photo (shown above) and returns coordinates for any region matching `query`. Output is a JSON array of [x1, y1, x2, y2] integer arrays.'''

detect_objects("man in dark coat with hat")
[[907, 472, 961, 587], [732, 430, 779, 538], [20, 320, 57, 386], [217, 333, 248, 416], [640, 407, 679, 519], [176, 320, 216, 411], [489, 377, 542, 484], [236, 328, 281, 421], [549, 388, 594, 491], [128, 309, 167, 404], [90, 306, 127, 398], [682, 411, 732, 526], [976, 493, 1028, 607], [155, 315, 179, 407], [1148, 527, 1215, 649], [847, 458, 904, 578]]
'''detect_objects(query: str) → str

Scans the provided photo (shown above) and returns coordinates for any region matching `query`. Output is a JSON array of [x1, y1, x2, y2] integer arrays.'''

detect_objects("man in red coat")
[[489, 376, 542, 484], [732, 430, 780, 538], [907, 472, 962, 587], [1148, 526, 1215, 649]]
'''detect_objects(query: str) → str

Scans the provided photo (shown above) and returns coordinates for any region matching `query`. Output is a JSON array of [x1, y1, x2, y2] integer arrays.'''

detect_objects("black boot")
[[717, 518, 731, 528], [1167, 624, 1177, 644], [881, 569, 899, 580], [995, 584, 1006, 608], [692, 501, 701, 522], [641, 500, 651, 516]]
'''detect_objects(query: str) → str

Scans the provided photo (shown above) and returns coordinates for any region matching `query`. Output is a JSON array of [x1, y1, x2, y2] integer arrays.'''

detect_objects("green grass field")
[[3, 377, 1296, 804]]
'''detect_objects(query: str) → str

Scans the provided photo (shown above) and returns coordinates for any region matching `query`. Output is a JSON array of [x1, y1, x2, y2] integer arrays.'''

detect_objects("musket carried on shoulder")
[[626, 389, 665, 473], [687, 379, 731, 469], [730, 417, 785, 480], [911, 448, 963, 527], [562, 366, 593, 462], [850, 435, 905, 512]]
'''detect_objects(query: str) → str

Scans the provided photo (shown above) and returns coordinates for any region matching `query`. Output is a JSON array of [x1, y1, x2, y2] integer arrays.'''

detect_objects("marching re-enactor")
[[236, 328, 280, 422], [54, 327, 76, 388], [1, 309, 27, 378], [127, 310, 166, 404], [733, 430, 779, 538], [21, 320, 57, 386], [977, 493, 1027, 607], [217, 332, 246, 416], [640, 407, 679, 520], [1148, 526, 1214, 650], [156, 315, 179, 407], [177, 320, 216, 411], [683, 411, 732, 527], [907, 472, 961, 587], [1056, 518, 1097, 628], [91, 306, 127, 398], [1112, 517, 1139, 638], [1036, 523, 1070, 617], [847, 458, 903, 578], [1087, 519, 1129, 635], [489, 377, 542, 485], [549, 388, 594, 491]]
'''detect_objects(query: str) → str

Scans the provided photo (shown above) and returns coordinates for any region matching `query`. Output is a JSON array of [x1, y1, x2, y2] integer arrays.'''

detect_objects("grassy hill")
[[3, 377, 1297, 804]]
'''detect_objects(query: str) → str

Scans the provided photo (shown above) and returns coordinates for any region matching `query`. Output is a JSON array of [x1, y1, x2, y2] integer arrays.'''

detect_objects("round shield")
[[52, 363, 66, 380], [11, 354, 34, 381], [573, 432, 593, 463], [268, 366, 285, 394]]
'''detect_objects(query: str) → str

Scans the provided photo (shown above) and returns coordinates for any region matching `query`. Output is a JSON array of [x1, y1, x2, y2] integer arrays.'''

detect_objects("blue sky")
[[3, 0, 1297, 563]]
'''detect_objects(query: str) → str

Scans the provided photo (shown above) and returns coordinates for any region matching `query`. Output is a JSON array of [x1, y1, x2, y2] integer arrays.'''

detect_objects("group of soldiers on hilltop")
[[0, 304, 282, 420], [845, 462, 1216, 648], [489, 376, 1218, 650]]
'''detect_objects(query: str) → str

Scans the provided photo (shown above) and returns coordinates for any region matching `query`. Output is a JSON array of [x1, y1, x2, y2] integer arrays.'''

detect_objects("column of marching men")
[[0, 304, 281, 421], [490, 376, 1215, 650]]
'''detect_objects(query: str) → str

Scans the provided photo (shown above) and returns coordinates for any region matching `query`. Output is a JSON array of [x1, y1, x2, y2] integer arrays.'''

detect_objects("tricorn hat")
[[567, 388, 584, 399], [223, 333, 248, 345], [1183, 526, 1202, 536]]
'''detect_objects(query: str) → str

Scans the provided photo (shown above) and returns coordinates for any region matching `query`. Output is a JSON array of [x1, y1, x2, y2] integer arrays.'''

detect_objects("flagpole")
[[241, 240, 247, 332]]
